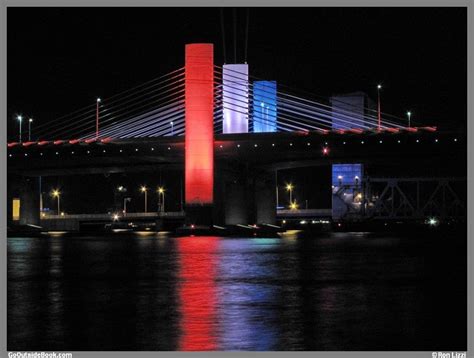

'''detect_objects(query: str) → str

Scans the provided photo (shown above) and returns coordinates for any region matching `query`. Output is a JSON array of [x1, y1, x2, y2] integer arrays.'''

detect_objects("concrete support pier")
[[19, 176, 41, 226]]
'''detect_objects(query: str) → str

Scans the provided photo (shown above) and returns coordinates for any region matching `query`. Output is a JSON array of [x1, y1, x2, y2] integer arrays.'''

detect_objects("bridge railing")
[[41, 211, 186, 220]]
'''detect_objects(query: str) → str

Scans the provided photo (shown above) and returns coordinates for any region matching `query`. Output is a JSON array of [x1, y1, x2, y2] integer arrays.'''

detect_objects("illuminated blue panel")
[[253, 81, 277, 133], [223, 64, 249, 134], [332, 164, 363, 186]]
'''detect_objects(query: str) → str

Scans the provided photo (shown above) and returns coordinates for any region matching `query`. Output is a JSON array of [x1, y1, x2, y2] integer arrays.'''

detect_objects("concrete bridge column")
[[224, 179, 248, 225], [254, 171, 276, 225], [19, 176, 41, 226]]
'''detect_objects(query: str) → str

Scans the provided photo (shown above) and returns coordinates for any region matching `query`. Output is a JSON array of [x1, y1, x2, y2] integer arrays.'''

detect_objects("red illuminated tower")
[[184, 44, 214, 224]]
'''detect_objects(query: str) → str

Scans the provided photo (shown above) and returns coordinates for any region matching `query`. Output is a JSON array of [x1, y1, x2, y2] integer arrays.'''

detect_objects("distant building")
[[330, 91, 376, 130]]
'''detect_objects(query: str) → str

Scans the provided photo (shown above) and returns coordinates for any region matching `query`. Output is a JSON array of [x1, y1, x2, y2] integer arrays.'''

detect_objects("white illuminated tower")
[[222, 64, 249, 133]]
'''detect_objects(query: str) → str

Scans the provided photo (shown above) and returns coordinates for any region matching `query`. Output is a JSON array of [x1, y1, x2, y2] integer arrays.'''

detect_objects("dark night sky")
[[7, 7, 467, 140]]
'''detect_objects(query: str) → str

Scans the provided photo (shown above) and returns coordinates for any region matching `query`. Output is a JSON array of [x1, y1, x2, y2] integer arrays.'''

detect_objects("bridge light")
[[397, 140, 401, 143], [135, 148, 139, 152], [71, 151, 74, 154], [97, 98, 101, 103], [55, 152, 59, 155], [435, 139, 438, 143], [379, 140, 383, 144], [343, 141, 346, 145], [454, 138, 458, 142], [140, 186, 147, 193], [254, 144, 258, 147], [282, 220, 286, 224], [120, 149, 123, 153], [167, 147, 171, 150], [113, 214, 119, 221], [427, 217, 439, 226], [237, 144, 240, 148], [87, 150, 90, 154], [289, 201, 298, 210], [17, 115, 22, 122], [322, 147, 329, 155], [377, 84, 382, 90], [272, 143, 275, 146], [307, 142, 311, 146], [103, 149, 106, 153], [158, 187, 165, 194], [286, 183, 293, 191], [289, 143, 293, 146], [24, 153, 28, 157], [151, 147, 154, 151], [219, 145, 223, 148], [361, 141, 364, 144], [416, 139, 419, 143], [40, 153, 43, 156], [8, 154, 12, 157]]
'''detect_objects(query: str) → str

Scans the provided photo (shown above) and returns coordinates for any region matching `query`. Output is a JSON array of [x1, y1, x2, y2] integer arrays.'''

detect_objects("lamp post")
[[170, 121, 174, 136], [158, 187, 165, 212], [52, 189, 61, 215], [407, 111, 412, 128], [17, 115, 22, 143], [123, 197, 131, 215], [286, 183, 294, 206], [96, 98, 101, 140], [290, 200, 298, 211], [28, 118, 33, 141], [140, 186, 148, 213], [377, 84, 382, 131]]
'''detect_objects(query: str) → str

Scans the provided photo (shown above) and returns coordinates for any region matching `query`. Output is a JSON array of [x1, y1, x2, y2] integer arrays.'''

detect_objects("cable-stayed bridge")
[[7, 43, 465, 230]]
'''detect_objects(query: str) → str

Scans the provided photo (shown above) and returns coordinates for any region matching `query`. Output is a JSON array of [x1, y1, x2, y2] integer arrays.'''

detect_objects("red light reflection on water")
[[177, 236, 219, 351]]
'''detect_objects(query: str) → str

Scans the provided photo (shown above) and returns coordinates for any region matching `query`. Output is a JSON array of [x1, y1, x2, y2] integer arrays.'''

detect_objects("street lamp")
[[96, 97, 101, 140], [140, 186, 148, 213], [290, 200, 298, 210], [407, 111, 412, 128], [52, 189, 61, 215], [17, 115, 22, 143], [337, 175, 343, 186], [377, 84, 382, 131], [123, 197, 131, 215], [158, 186, 165, 212], [170, 121, 174, 135], [286, 183, 294, 205], [28, 118, 33, 141]]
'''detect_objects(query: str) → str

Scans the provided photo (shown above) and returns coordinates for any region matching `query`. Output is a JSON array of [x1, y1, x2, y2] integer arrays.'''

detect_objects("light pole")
[[123, 197, 131, 215], [96, 98, 101, 140], [17, 115, 22, 143], [140, 186, 148, 213], [407, 111, 412, 128], [377, 84, 382, 131], [170, 121, 174, 135], [28, 118, 33, 141], [290, 200, 298, 211], [158, 187, 165, 212], [286, 183, 294, 207], [52, 189, 61, 215]]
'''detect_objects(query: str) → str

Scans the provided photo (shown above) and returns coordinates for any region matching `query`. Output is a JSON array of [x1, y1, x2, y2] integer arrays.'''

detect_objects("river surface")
[[7, 231, 466, 351]]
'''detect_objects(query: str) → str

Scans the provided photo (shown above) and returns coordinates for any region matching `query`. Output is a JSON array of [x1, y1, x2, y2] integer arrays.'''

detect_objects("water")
[[8, 231, 466, 351]]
